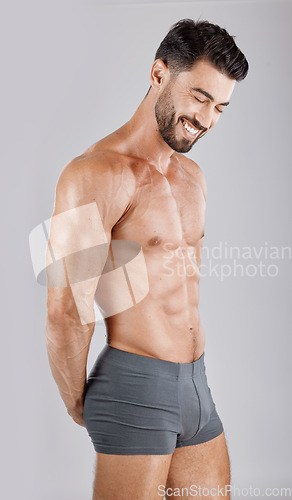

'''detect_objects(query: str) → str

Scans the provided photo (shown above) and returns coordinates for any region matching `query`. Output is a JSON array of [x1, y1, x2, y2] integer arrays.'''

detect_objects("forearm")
[[45, 314, 94, 412]]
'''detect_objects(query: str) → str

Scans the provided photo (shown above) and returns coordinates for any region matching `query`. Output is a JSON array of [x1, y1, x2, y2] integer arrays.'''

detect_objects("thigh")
[[166, 432, 230, 499], [93, 452, 173, 500]]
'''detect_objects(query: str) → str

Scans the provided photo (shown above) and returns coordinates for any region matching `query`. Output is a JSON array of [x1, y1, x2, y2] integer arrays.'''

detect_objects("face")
[[154, 59, 236, 153]]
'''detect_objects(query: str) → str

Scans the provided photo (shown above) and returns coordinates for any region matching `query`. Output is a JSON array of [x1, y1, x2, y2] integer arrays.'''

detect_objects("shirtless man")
[[45, 19, 248, 499]]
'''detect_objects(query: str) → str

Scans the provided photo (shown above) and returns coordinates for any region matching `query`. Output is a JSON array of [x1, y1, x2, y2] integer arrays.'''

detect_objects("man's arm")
[[45, 155, 134, 425]]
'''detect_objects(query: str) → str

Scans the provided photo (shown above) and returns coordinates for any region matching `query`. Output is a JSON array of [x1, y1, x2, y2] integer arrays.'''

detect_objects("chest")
[[112, 164, 206, 249]]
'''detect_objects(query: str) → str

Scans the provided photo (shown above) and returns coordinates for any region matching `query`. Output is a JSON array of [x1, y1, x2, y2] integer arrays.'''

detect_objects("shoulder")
[[55, 150, 136, 213], [174, 153, 207, 201], [57, 150, 136, 193]]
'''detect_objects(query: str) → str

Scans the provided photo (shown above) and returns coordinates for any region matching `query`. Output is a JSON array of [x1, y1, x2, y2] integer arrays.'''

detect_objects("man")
[[45, 18, 248, 499]]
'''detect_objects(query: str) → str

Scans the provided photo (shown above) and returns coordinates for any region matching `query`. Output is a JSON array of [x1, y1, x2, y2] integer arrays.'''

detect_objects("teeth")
[[182, 119, 198, 136]]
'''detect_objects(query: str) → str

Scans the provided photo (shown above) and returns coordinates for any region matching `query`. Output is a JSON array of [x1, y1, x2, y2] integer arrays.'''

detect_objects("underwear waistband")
[[97, 343, 205, 378]]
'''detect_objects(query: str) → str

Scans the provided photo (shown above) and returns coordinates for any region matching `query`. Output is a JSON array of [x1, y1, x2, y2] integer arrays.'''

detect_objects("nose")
[[195, 107, 216, 131]]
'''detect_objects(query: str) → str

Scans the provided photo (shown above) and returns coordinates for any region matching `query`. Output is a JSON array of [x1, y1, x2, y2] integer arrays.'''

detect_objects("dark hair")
[[154, 18, 249, 82]]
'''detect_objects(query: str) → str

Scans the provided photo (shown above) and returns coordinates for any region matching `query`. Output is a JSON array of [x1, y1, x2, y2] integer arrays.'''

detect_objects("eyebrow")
[[190, 87, 230, 107]]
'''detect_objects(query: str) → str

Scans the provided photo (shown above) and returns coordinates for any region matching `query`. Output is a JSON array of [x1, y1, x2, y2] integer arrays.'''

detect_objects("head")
[[149, 19, 249, 153]]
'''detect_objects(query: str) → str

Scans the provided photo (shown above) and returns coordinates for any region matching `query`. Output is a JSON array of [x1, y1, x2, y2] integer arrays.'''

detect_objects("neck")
[[120, 90, 177, 174]]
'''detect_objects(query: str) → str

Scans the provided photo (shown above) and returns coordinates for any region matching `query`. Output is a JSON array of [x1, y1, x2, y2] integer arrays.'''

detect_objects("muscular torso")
[[79, 132, 206, 362]]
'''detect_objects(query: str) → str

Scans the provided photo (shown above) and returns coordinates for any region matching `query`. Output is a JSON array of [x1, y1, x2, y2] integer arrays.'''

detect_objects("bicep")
[[46, 201, 110, 325]]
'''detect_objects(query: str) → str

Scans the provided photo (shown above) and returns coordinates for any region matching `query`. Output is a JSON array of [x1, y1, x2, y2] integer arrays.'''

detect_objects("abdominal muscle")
[[103, 246, 206, 363]]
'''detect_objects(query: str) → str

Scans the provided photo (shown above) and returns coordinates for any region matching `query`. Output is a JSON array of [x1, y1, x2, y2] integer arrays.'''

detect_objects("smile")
[[181, 118, 201, 139]]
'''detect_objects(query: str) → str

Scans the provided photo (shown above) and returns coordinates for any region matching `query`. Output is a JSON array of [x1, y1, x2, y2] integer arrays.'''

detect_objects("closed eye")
[[194, 94, 225, 113]]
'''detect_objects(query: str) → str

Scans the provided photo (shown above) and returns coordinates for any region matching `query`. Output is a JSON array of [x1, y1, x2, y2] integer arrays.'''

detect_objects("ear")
[[150, 59, 169, 89]]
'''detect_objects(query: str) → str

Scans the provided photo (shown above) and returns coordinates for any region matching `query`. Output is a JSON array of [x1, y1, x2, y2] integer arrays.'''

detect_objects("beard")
[[154, 82, 203, 153]]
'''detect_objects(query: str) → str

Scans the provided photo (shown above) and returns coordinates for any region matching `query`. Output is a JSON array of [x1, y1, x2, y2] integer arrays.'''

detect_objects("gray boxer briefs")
[[83, 344, 223, 455]]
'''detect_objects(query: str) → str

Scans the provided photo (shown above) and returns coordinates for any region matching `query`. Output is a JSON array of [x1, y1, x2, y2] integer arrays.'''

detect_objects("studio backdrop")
[[2, 0, 291, 498]]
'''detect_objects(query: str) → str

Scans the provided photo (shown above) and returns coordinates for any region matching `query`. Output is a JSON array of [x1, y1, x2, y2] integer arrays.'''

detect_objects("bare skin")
[[92, 433, 230, 500], [46, 58, 235, 499]]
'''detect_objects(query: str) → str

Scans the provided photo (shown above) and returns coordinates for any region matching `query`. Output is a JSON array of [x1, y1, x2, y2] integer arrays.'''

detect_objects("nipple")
[[148, 235, 162, 246]]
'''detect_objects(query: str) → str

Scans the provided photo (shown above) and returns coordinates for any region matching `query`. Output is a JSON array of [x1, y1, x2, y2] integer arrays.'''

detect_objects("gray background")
[[2, 0, 291, 498]]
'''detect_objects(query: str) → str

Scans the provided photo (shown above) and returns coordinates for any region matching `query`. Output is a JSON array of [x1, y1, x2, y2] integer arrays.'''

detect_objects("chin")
[[175, 138, 197, 154]]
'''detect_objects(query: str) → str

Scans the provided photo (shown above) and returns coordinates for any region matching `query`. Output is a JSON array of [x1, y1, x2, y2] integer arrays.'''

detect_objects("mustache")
[[180, 116, 207, 133]]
